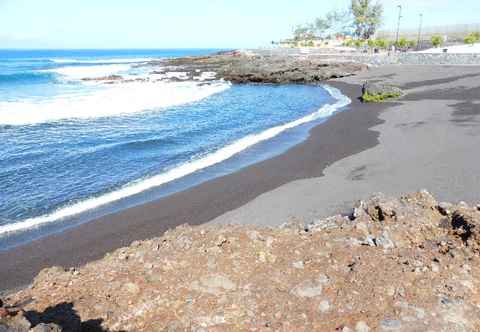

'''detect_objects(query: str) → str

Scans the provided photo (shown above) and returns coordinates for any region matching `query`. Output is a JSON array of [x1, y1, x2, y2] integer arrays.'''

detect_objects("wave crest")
[[0, 81, 231, 126], [43, 64, 131, 80], [0, 85, 350, 237]]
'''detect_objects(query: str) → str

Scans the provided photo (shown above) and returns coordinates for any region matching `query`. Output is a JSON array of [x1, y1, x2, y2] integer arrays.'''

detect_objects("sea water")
[[0, 49, 350, 249]]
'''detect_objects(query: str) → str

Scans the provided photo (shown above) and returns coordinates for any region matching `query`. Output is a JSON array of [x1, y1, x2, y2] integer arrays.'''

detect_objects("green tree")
[[465, 34, 477, 46], [354, 39, 365, 48], [293, 24, 315, 42], [397, 37, 408, 48], [351, 0, 383, 40], [367, 39, 376, 48], [315, 9, 353, 38], [431, 35, 443, 48], [375, 39, 389, 49], [408, 40, 417, 49], [464, 32, 480, 45]]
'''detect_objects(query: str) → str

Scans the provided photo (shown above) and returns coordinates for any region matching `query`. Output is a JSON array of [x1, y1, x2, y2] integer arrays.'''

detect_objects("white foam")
[[0, 81, 230, 125], [0, 85, 350, 237], [44, 64, 131, 80], [50, 58, 154, 64]]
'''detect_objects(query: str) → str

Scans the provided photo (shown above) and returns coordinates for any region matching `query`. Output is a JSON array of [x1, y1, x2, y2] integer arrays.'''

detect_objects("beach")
[[2, 61, 480, 294]]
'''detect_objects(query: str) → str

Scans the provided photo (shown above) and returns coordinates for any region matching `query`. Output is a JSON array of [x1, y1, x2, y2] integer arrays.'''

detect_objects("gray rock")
[[376, 231, 395, 249], [438, 202, 453, 216], [30, 323, 63, 332], [291, 279, 324, 298], [380, 319, 402, 331], [0, 312, 31, 332], [355, 321, 371, 332], [362, 82, 403, 97], [318, 300, 331, 313], [362, 235, 376, 247], [190, 275, 236, 295]]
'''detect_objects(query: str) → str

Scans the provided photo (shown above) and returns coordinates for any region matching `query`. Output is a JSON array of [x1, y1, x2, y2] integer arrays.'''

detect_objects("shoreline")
[[0, 81, 387, 293], [0, 84, 346, 248]]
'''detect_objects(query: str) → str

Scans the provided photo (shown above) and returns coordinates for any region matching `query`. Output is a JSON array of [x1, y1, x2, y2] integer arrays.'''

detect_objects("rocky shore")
[[2, 191, 480, 331], [83, 50, 368, 85], [150, 50, 368, 84]]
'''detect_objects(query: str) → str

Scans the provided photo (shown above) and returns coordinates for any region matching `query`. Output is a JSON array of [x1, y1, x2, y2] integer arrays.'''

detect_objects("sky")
[[0, 0, 479, 49]]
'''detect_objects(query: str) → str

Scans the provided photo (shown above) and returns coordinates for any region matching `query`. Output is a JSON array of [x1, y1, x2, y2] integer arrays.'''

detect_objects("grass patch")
[[362, 91, 402, 103]]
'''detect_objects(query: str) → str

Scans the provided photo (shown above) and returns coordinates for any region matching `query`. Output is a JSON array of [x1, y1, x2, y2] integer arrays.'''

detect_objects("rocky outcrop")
[[139, 51, 368, 84], [79, 51, 368, 85], [361, 81, 404, 102], [3, 191, 480, 331], [81, 75, 123, 82]]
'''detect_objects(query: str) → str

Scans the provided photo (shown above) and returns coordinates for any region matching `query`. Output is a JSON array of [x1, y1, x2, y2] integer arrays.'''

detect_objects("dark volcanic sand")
[[0, 82, 388, 293]]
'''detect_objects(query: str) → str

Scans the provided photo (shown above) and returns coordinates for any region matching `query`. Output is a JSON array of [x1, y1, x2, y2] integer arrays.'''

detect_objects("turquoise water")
[[0, 49, 349, 249]]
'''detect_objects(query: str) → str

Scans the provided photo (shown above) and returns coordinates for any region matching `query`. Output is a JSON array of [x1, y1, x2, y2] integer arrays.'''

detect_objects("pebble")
[[292, 261, 304, 269], [376, 231, 395, 249], [0, 307, 9, 318], [355, 321, 371, 332], [30, 323, 63, 332], [191, 275, 237, 295], [380, 319, 402, 331], [291, 280, 323, 298], [318, 300, 331, 313], [123, 282, 140, 294], [386, 286, 395, 297], [438, 202, 453, 215]]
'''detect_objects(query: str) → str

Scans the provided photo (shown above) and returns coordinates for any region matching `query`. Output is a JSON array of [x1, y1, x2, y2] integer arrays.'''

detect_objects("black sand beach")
[[0, 81, 385, 293], [2, 64, 480, 294]]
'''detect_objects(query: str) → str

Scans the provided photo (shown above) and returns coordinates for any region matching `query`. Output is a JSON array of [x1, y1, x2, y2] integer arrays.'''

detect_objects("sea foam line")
[[50, 58, 154, 64], [0, 81, 231, 126], [43, 64, 131, 80], [0, 85, 350, 237]]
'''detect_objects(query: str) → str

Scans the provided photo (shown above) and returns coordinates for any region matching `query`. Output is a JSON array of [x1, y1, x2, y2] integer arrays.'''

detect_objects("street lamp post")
[[395, 5, 402, 46], [417, 13, 423, 50]]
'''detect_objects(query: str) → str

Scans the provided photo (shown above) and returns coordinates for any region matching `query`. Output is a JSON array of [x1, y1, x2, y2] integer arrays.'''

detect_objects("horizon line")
[[0, 47, 239, 51]]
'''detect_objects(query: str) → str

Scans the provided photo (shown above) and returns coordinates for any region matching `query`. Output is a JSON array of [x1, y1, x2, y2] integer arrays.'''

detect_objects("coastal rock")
[[139, 52, 368, 85], [81, 74, 123, 82], [361, 81, 404, 101], [30, 323, 62, 332], [0, 311, 31, 332], [5, 191, 480, 331]]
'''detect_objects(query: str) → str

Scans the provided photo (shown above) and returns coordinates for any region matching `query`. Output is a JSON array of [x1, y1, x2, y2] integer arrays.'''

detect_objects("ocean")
[[0, 49, 350, 249]]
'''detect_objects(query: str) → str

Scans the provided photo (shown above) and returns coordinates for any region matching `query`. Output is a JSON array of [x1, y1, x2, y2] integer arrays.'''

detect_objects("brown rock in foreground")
[[3, 191, 480, 331]]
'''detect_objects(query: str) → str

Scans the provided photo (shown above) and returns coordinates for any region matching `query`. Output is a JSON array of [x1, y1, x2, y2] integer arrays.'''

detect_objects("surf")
[[0, 85, 350, 237], [0, 80, 231, 126]]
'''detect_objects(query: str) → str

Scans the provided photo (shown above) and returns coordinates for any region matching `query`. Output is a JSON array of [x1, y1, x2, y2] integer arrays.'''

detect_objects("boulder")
[[362, 81, 403, 96], [361, 81, 404, 102]]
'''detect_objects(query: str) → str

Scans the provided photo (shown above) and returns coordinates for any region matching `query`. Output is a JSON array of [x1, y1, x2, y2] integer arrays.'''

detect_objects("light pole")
[[417, 13, 423, 50], [395, 5, 402, 46]]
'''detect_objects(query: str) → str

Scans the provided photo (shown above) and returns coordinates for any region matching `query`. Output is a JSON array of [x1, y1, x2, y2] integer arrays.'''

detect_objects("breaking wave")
[[0, 85, 350, 237], [0, 81, 231, 126]]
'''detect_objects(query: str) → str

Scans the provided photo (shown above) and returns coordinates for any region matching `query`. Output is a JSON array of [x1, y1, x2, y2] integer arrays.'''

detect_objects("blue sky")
[[0, 0, 479, 49]]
